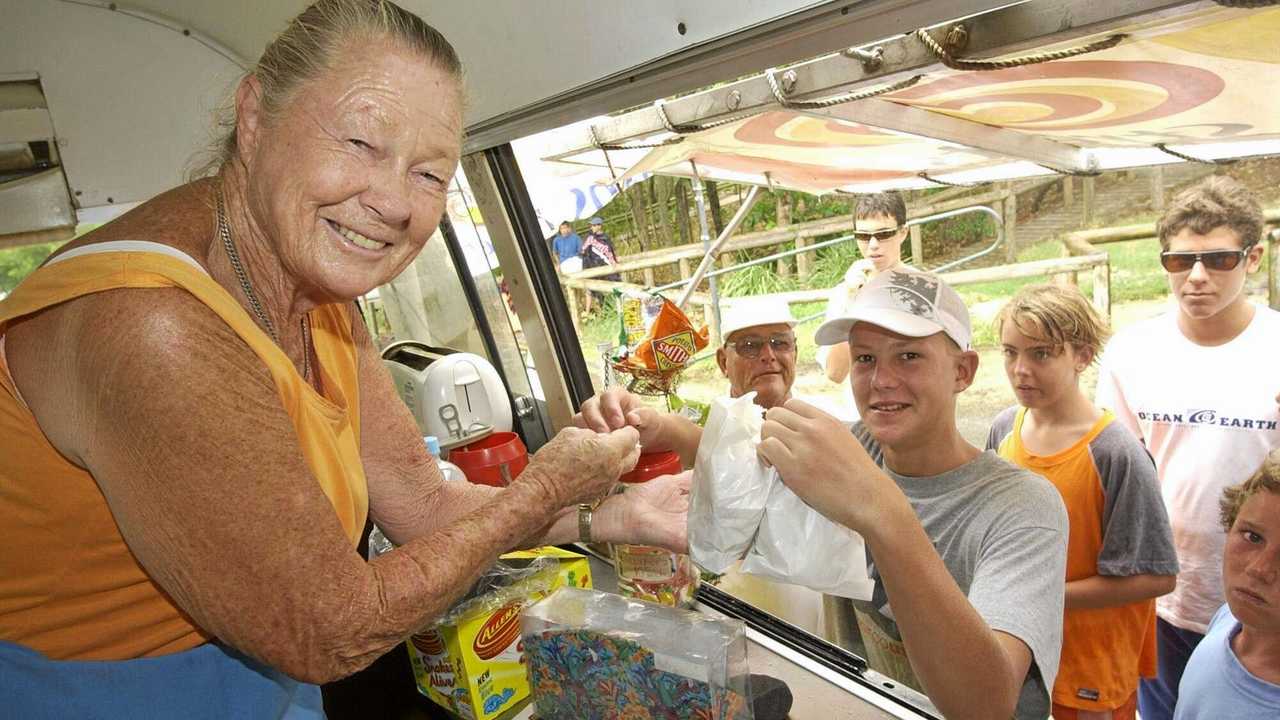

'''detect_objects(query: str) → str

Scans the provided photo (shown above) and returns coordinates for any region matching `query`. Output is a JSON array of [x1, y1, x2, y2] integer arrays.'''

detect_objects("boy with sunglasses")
[[818, 192, 911, 384], [1096, 175, 1280, 720]]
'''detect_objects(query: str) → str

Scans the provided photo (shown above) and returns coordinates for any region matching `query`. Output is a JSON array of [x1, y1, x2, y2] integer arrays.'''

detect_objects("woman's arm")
[[17, 290, 634, 684]]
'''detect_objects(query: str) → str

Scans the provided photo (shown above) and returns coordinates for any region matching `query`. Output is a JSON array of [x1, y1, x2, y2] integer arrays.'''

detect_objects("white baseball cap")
[[719, 296, 798, 341], [814, 269, 972, 350]]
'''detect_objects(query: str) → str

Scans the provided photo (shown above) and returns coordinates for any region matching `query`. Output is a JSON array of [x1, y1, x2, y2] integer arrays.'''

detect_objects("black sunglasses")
[[725, 335, 795, 359], [1159, 248, 1251, 273], [852, 227, 903, 243]]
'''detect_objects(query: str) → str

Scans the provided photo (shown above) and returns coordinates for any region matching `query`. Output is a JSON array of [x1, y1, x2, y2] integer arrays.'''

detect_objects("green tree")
[[0, 242, 64, 294]]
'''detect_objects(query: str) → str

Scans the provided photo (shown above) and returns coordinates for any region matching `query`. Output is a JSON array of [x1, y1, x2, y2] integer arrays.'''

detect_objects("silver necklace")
[[215, 188, 311, 381]]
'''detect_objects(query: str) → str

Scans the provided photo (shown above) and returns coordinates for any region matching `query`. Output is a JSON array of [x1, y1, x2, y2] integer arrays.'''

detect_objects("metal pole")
[[688, 163, 721, 343]]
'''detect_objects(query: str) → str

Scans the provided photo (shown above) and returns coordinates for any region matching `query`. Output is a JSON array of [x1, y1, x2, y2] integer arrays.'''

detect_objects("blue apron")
[[0, 640, 324, 719]]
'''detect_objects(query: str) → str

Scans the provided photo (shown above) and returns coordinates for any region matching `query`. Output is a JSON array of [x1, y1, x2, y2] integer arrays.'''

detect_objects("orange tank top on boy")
[[995, 408, 1157, 713], [0, 245, 369, 661]]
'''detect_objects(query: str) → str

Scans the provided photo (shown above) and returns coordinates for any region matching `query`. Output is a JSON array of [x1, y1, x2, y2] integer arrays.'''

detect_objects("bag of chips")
[[633, 297, 709, 371]]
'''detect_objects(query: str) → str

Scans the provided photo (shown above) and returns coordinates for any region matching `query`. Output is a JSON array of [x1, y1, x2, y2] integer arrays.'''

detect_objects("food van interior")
[[6, 1, 1280, 718]]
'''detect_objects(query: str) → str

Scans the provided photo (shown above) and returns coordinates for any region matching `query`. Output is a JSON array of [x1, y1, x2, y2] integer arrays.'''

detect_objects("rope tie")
[[1154, 143, 1238, 166], [653, 99, 757, 135], [1035, 162, 1103, 177], [595, 138, 685, 151], [917, 171, 978, 188], [1212, 0, 1280, 7], [764, 69, 922, 109], [914, 28, 1127, 71]]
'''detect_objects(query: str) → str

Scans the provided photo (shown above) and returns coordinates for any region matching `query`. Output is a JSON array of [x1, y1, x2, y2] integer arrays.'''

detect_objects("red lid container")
[[450, 431, 528, 488], [619, 450, 682, 484]]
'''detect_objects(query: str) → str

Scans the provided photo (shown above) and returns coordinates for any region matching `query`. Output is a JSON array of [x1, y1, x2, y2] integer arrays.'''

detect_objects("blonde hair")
[[1220, 449, 1280, 532], [993, 283, 1111, 362], [196, 0, 461, 176]]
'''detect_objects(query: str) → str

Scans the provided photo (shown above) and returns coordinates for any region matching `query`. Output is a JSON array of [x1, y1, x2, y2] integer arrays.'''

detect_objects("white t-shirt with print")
[[1095, 304, 1280, 633]]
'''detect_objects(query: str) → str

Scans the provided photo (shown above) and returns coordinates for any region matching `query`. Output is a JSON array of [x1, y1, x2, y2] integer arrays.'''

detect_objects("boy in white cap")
[[758, 269, 1069, 720]]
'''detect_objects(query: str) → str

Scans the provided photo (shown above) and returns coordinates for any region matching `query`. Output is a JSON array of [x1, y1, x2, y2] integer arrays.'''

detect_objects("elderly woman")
[[0, 1, 688, 716]]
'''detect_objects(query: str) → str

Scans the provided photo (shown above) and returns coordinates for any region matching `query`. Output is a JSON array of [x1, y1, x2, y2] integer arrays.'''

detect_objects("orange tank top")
[[996, 408, 1157, 711], [0, 243, 369, 660]]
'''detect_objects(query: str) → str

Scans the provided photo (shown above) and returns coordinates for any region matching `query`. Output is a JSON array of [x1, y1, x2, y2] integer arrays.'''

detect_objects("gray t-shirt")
[[850, 422, 1069, 720]]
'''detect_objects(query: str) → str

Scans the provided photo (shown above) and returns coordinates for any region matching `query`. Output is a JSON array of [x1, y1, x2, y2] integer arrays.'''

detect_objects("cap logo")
[[886, 271, 939, 320]]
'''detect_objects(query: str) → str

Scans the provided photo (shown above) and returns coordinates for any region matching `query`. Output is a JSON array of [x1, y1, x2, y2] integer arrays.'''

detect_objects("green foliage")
[[0, 242, 63, 294], [807, 237, 863, 289], [718, 260, 799, 297]]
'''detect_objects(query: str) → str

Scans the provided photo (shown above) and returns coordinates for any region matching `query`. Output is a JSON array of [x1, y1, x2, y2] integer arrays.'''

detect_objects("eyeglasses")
[[852, 227, 903, 243], [1159, 248, 1251, 273], [725, 335, 795, 359]]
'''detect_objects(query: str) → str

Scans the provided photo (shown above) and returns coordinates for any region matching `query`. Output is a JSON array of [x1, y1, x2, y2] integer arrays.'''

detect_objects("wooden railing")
[[564, 185, 1022, 286], [562, 253, 1113, 343]]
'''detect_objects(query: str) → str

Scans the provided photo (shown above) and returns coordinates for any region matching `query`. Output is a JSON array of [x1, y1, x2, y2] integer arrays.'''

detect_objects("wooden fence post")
[[643, 267, 655, 287], [910, 225, 924, 268], [704, 304, 721, 348], [1093, 260, 1112, 319], [1062, 177, 1074, 208], [678, 257, 691, 280], [1083, 177, 1096, 226], [1003, 190, 1018, 262], [796, 235, 811, 277], [566, 286, 581, 336], [1151, 166, 1165, 213], [1269, 231, 1279, 311]]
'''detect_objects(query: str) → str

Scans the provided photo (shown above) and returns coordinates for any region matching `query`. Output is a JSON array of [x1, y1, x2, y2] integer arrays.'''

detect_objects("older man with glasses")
[[1096, 175, 1280, 720], [575, 296, 846, 467]]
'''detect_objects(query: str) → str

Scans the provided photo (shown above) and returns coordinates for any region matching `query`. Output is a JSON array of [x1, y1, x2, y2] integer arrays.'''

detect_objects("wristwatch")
[[577, 503, 594, 544]]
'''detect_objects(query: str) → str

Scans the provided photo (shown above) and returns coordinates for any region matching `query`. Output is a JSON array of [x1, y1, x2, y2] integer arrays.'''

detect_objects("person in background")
[[551, 220, 582, 272], [1174, 449, 1280, 719], [818, 191, 911, 384], [988, 283, 1179, 720], [1095, 175, 1280, 720], [579, 215, 620, 314]]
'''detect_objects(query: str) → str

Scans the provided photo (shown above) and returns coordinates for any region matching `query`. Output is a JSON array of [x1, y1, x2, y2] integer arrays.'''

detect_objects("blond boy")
[[989, 284, 1178, 719]]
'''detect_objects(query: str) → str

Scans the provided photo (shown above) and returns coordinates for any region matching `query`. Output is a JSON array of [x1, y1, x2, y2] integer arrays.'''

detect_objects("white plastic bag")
[[739, 479, 875, 600], [688, 392, 774, 573]]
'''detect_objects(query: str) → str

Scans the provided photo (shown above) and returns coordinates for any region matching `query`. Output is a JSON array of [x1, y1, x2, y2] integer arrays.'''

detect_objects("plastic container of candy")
[[521, 587, 753, 720]]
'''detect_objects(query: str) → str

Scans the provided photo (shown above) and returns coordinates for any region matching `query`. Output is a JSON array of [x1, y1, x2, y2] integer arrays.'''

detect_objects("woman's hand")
[[520, 425, 640, 507], [757, 399, 901, 535], [573, 387, 668, 450], [597, 471, 692, 553]]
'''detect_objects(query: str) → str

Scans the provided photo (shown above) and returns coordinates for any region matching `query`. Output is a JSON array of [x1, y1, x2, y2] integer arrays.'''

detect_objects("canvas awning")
[[546, 4, 1280, 194]]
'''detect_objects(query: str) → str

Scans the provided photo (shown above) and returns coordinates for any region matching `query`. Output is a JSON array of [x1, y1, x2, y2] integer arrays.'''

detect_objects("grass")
[[957, 236, 1169, 348]]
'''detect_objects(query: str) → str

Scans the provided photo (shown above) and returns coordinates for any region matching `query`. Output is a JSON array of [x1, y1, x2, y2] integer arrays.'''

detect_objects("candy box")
[[407, 547, 592, 720]]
